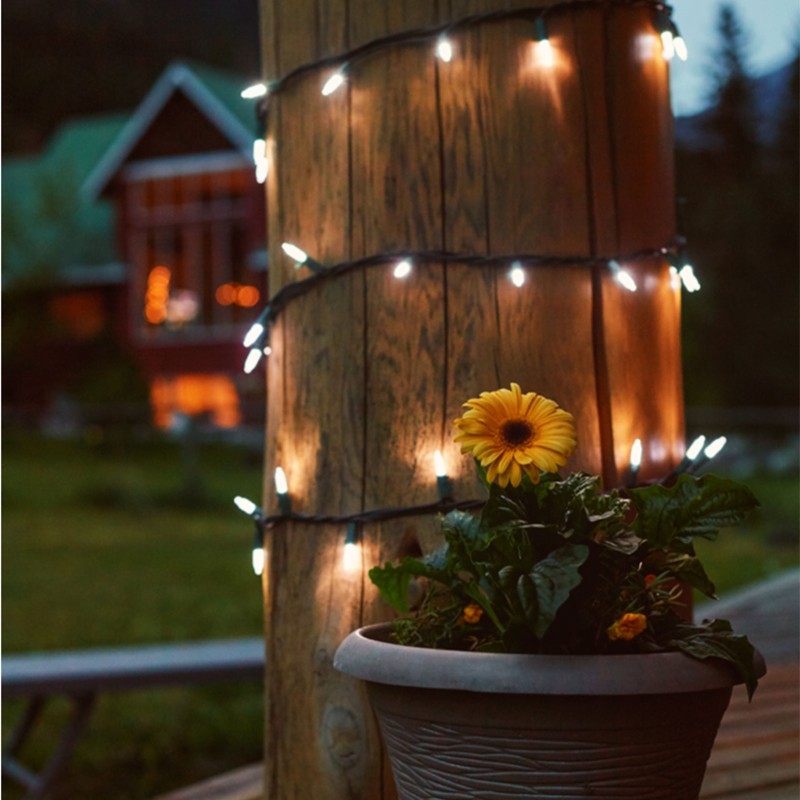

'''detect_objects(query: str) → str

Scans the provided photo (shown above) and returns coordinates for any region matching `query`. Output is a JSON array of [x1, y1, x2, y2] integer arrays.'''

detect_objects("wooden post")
[[258, 1, 683, 797]]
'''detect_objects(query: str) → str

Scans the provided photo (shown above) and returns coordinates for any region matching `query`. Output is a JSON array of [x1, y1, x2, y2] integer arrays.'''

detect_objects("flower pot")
[[334, 623, 765, 800]]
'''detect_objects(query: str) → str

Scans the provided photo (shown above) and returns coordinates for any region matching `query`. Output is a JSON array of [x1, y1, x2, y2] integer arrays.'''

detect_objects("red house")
[[80, 60, 268, 428]]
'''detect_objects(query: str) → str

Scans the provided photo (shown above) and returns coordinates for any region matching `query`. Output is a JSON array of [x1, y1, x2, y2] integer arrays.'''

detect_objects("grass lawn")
[[2, 429, 797, 799], [2, 430, 265, 800]]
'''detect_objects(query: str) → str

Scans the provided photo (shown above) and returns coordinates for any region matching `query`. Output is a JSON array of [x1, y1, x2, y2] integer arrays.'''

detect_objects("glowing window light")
[[244, 348, 263, 374], [436, 36, 453, 62], [321, 69, 346, 96], [509, 262, 526, 288], [704, 436, 727, 460], [679, 264, 701, 293], [241, 82, 268, 99], [393, 260, 412, 279]]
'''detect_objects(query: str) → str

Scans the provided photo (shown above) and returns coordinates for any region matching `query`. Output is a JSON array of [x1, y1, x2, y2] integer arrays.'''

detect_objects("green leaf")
[[529, 544, 589, 638], [630, 474, 759, 548], [516, 573, 539, 629], [663, 553, 717, 598], [368, 558, 448, 613], [670, 619, 759, 699]]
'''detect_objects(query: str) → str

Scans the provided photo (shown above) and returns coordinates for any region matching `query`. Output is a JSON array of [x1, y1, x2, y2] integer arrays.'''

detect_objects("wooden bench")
[[2, 638, 264, 800]]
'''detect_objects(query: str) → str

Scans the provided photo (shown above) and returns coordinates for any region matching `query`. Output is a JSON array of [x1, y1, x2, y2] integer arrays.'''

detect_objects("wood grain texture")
[[259, 1, 684, 797]]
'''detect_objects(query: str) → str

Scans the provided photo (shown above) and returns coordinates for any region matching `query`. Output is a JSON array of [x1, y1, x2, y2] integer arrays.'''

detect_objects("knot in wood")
[[322, 705, 362, 770]]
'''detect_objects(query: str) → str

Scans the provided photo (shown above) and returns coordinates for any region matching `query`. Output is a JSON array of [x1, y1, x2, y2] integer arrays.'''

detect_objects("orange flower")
[[461, 603, 484, 624], [607, 612, 647, 641]]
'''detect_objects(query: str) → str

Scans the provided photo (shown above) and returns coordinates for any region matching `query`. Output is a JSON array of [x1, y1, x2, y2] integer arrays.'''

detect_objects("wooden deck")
[[155, 570, 800, 800]]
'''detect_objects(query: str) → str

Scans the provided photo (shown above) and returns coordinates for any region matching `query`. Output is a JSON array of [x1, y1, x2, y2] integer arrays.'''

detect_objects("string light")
[[274, 467, 292, 514], [685, 435, 707, 462], [253, 138, 269, 184], [678, 264, 701, 292], [281, 242, 326, 274], [321, 68, 346, 96], [704, 436, 727, 460], [343, 522, 362, 572], [434, 450, 453, 501], [233, 496, 268, 577], [241, 82, 268, 99], [436, 36, 453, 63], [244, 348, 263, 374], [393, 259, 412, 279], [532, 16, 554, 68], [609, 260, 638, 292], [629, 438, 643, 483], [509, 262, 526, 287]]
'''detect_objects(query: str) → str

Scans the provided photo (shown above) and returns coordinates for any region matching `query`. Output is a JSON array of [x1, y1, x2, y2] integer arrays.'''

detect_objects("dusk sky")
[[669, 0, 799, 116]]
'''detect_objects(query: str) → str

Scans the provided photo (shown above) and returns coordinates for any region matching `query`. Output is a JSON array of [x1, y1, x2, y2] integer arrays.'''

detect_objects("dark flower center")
[[500, 419, 533, 446]]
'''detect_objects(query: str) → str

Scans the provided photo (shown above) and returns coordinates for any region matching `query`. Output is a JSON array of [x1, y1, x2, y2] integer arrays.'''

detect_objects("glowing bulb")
[[679, 264, 701, 293], [434, 450, 447, 478], [674, 35, 688, 61], [263, 345, 272, 356], [281, 242, 308, 263], [393, 260, 412, 279], [686, 435, 707, 461], [704, 436, 727, 459], [255, 158, 270, 184], [244, 348, 263, 374], [241, 83, 268, 99], [509, 263, 526, 288], [253, 139, 266, 162], [660, 30, 675, 61], [321, 70, 345, 96], [343, 522, 361, 572], [610, 261, 638, 292], [343, 541, 361, 571], [234, 496, 258, 516], [243, 322, 264, 348], [534, 39, 554, 68], [274, 467, 288, 496], [629, 438, 643, 471], [252, 546, 266, 576], [436, 37, 453, 62]]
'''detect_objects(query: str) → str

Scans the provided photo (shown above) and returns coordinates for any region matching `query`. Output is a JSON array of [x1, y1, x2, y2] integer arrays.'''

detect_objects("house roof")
[[2, 114, 129, 286], [82, 60, 257, 200]]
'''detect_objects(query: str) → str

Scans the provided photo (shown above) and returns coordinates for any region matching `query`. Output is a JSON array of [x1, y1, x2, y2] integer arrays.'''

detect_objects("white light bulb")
[[263, 345, 272, 356], [509, 263, 525, 287], [660, 30, 675, 61], [534, 38, 554, 68], [704, 436, 727, 459], [629, 438, 643, 470], [255, 158, 270, 184], [234, 496, 258, 516], [321, 70, 345, 96], [244, 348, 263, 374], [611, 264, 637, 292], [253, 139, 266, 162], [343, 541, 361, 572], [685, 435, 706, 461], [281, 242, 308, 263], [434, 449, 447, 478], [243, 322, 264, 348], [241, 83, 268, 99], [436, 37, 453, 62], [674, 36, 688, 62], [252, 546, 266, 576], [679, 264, 701, 293], [274, 467, 289, 496], [393, 260, 412, 279]]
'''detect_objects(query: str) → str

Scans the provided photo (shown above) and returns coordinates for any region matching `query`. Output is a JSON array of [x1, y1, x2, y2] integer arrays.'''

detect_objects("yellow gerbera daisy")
[[454, 383, 576, 488]]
